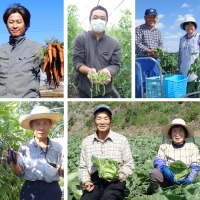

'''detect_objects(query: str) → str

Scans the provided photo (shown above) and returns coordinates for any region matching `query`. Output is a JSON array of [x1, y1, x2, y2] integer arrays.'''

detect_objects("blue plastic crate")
[[164, 75, 188, 98], [146, 74, 174, 98]]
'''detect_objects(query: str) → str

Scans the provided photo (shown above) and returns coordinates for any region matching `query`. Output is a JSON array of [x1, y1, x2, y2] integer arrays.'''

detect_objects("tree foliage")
[[0, 101, 64, 199], [107, 9, 132, 98]]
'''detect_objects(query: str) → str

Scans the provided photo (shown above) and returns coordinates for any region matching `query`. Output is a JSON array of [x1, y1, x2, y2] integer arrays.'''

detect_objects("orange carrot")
[[60, 60, 64, 77], [52, 46, 57, 59], [48, 44, 53, 63], [45, 64, 51, 85], [42, 54, 50, 72]]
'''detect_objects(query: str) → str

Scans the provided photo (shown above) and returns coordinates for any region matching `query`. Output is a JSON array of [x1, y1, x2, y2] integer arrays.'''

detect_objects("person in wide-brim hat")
[[150, 118, 200, 194], [161, 118, 194, 138], [11, 105, 64, 200], [19, 105, 62, 130]]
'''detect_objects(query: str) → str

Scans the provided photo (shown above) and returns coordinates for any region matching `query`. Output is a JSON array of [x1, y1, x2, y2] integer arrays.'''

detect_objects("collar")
[[185, 32, 197, 39], [9, 35, 26, 47], [93, 129, 114, 142], [172, 140, 186, 148], [144, 23, 156, 31], [89, 30, 106, 41], [33, 137, 53, 149]]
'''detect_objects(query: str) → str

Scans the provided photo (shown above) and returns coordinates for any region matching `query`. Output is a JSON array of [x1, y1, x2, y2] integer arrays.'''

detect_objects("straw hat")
[[180, 16, 198, 30], [19, 106, 62, 130], [161, 118, 194, 138]]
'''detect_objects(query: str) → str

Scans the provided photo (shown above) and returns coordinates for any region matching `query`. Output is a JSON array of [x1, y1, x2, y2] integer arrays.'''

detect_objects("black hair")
[[168, 125, 188, 138], [3, 3, 31, 30], [94, 108, 112, 120], [183, 22, 196, 30], [89, 5, 108, 21]]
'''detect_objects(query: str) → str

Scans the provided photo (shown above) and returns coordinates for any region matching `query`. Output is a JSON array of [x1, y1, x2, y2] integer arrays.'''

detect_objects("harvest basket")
[[164, 75, 188, 98], [146, 74, 173, 98]]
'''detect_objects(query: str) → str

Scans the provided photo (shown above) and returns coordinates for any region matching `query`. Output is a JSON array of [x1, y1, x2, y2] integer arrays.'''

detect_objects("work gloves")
[[179, 164, 200, 185]]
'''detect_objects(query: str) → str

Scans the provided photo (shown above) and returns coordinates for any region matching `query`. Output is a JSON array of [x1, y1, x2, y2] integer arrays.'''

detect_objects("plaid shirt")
[[135, 23, 163, 56], [78, 130, 134, 183], [157, 141, 200, 166]]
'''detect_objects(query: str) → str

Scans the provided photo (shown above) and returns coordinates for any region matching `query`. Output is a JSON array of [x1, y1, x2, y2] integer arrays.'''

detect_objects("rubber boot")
[[150, 181, 160, 194]]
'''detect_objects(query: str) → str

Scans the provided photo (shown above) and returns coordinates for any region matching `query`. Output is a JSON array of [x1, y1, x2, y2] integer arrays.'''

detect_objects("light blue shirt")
[[17, 138, 63, 183]]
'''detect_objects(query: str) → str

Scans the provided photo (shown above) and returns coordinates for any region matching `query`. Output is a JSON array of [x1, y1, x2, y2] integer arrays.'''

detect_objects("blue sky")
[[136, 0, 200, 52], [0, 1, 63, 45]]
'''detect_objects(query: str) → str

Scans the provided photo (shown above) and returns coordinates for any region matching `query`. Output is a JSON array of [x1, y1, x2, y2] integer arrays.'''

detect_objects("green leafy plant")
[[154, 47, 163, 56], [91, 155, 119, 179], [169, 160, 191, 181]]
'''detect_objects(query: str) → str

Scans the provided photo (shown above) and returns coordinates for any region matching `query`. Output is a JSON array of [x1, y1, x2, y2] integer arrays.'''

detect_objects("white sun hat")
[[161, 118, 194, 138], [180, 16, 198, 30], [19, 106, 63, 130]]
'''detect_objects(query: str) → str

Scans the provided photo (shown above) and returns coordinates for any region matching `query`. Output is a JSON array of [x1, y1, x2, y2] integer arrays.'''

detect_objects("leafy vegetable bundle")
[[169, 160, 191, 181], [34, 38, 64, 88], [88, 71, 109, 98], [91, 155, 119, 179], [154, 47, 163, 56]]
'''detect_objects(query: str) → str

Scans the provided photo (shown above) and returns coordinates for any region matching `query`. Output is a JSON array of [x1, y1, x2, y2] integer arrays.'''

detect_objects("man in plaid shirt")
[[135, 8, 164, 98], [150, 118, 200, 193], [78, 104, 134, 200]]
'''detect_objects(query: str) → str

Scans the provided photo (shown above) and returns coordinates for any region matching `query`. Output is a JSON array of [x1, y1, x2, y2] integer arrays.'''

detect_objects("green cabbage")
[[169, 160, 191, 181], [91, 155, 119, 179]]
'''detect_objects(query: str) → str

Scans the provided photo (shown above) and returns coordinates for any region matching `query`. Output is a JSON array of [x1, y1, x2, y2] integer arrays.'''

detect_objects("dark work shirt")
[[73, 31, 121, 97]]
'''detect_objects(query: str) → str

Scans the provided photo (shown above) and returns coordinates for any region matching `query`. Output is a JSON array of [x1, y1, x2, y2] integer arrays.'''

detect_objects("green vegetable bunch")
[[154, 47, 163, 56], [88, 71, 109, 98], [91, 155, 119, 179], [169, 160, 191, 181]]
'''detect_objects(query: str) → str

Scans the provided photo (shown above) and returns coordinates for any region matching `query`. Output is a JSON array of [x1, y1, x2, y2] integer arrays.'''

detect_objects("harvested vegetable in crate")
[[34, 38, 64, 88], [88, 71, 109, 98]]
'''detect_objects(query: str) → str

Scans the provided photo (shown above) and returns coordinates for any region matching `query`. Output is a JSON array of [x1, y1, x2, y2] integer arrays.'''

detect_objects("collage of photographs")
[[1, 0, 200, 200]]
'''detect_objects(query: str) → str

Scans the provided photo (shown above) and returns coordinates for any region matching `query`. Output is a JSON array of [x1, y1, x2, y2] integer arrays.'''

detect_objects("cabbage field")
[[68, 135, 200, 200]]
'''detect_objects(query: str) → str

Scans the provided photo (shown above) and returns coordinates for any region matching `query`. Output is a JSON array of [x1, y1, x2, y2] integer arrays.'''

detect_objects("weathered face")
[[94, 111, 111, 133], [171, 125, 186, 145], [6, 13, 27, 37], [184, 23, 196, 35], [30, 118, 52, 140], [144, 15, 158, 29]]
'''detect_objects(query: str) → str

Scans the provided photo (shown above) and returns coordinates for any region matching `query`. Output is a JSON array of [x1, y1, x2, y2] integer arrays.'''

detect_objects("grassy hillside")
[[68, 101, 200, 137]]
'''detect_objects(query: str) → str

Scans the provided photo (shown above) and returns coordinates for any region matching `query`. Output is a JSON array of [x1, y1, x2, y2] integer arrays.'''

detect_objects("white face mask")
[[91, 19, 106, 33]]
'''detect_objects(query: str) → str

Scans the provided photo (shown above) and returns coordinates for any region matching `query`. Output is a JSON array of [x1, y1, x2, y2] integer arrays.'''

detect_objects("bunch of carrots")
[[35, 39, 64, 87]]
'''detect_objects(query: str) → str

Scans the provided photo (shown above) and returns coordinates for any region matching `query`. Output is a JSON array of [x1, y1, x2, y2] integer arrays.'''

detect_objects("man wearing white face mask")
[[73, 5, 121, 98]]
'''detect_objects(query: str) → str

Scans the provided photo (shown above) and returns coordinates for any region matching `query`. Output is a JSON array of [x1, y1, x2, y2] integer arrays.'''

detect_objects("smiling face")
[[6, 13, 27, 37], [30, 118, 52, 141], [170, 125, 186, 145], [144, 15, 158, 30], [94, 111, 111, 134], [184, 22, 196, 36]]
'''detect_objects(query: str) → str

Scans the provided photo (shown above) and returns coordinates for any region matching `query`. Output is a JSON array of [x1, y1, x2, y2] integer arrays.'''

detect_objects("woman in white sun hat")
[[178, 16, 200, 91], [150, 118, 200, 193], [10, 106, 64, 200]]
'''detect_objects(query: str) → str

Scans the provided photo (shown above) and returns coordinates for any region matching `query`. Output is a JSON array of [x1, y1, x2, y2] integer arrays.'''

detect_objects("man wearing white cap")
[[150, 118, 200, 193], [9, 106, 64, 200], [135, 8, 164, 98], [179, 16, 199, 91]]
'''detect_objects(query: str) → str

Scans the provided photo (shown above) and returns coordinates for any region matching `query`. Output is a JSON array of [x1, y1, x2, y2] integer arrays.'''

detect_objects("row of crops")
[[68, 135, 200, 199]]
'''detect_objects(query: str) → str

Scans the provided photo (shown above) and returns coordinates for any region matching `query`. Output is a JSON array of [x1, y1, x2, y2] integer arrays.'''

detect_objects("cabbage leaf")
[[91, 155, 119, 179], [169, 160, 191, 181]]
